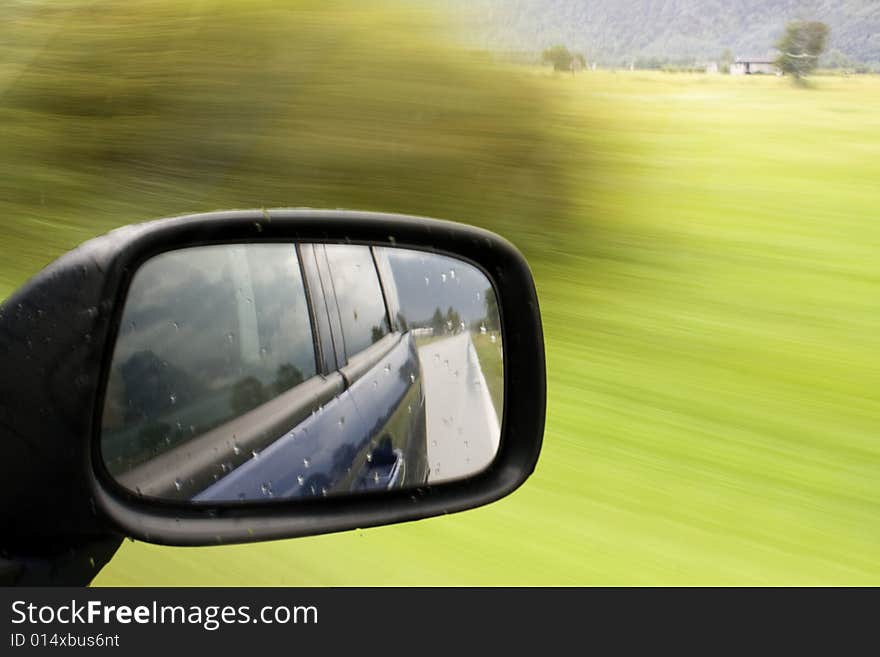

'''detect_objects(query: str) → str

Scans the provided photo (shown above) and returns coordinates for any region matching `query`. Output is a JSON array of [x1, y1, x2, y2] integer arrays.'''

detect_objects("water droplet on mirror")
[[409, 373, 416, 383], [251, 450, 260, 459], [260, 482, 273, 497], [297, 475, 305, 486], [441, 273, 447, 283], [490, 334, 497, 343], [321, 486, 328, 497], [303, 457, 311, 468], [338, 416, 345, 428], [232, 443, 241, 455], [407, 404, 412, 414], [366, 453, 373, 463], [171, 320, 180, 330], [384, 364, 391, 374], [432, 440, 438, 447], [449, 269, 456, 279], [169, 393, 177, 405], [424, 276, 430, 287], [226, 332, 235, 343], [480, 324, 487, 334], [372, 380, 378, 388], [174, 479, 182, 491]]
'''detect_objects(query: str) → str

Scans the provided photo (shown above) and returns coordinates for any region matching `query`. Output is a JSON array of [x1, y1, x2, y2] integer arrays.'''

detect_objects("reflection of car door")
[[103, 244, 330, 500], [320, 245, 429, 490], [189, 243, 427, 502]]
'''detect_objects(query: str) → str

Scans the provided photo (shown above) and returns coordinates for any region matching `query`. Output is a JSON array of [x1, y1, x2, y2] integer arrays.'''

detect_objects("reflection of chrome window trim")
[[116, 372, 345, 499], [314, 244, 348, 367], [295, 244, 324, 377], [300, 244, 340, 373], [339, 331, 401, 388], [371, 247, 400, 332]]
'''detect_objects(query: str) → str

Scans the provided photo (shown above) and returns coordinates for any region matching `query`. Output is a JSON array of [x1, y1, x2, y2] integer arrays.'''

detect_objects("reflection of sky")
[[104, 244, 317, 449], [113, 245, 316, 385], [380, 248, 495, 326], [323, 244, 390, 356]]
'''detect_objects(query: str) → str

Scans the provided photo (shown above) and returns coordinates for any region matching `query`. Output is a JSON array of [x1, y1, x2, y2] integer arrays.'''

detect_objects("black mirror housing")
[[0, 210, 545, 551]]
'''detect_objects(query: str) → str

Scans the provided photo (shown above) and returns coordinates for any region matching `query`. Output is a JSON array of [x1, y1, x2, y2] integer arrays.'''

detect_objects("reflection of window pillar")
[[227, 246, 261, 365]]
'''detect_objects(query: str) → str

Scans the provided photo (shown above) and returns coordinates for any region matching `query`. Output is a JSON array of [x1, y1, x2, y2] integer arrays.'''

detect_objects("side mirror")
[[0, 210, 545, 551]]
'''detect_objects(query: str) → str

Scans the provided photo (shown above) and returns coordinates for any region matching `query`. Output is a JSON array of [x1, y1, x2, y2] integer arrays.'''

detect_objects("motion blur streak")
[[1, 2, 878, 584], [0, 0, 571, 299]]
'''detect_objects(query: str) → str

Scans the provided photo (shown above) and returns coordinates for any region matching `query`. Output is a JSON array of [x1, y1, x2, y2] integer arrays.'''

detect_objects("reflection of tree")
[[445, 306, 461, 333], [274, 363, 304, 395], [119, 350, 205, 423], [231, 376, 267, 415], [137, 421, 171, 456], [430, 307, 445, 335], [483, 287, 499, 331]]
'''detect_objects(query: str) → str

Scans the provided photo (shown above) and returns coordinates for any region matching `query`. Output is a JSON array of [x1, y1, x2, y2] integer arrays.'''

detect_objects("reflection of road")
[[418, 332, 500, 483]]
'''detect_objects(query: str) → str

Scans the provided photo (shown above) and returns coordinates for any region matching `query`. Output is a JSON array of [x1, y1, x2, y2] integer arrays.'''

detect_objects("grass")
[[1, 4, 878, 585], [93, 72, 880, 585], [471, 331, 503, 424]]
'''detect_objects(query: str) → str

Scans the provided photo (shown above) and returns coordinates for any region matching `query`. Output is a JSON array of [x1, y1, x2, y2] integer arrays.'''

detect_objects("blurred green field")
[[472, 332, 503, 423], [1, 2, 878, 585]]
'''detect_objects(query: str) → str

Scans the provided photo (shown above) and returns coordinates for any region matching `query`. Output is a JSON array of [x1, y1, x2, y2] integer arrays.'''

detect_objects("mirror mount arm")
[[0, 228, 131, 557]]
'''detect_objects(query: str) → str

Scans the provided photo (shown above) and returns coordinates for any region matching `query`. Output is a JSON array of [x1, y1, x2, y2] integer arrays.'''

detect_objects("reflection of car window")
[[379, 248, 498, 333], [323, 245, 390, 357], [101, 244, 316, 475]]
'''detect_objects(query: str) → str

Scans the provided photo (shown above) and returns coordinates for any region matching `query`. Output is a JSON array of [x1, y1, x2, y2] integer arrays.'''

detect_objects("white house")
[[731, 56, 780, 75]]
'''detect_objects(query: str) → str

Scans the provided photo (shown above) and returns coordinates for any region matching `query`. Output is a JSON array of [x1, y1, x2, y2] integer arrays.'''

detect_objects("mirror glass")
[[100, 243, 503, 502]]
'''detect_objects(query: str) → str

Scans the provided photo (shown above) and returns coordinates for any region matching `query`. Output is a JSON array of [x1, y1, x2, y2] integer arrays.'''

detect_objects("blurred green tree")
[[542, 45, 585, 72], [0, 0, 576, 294], [775, 21, 829, 81]]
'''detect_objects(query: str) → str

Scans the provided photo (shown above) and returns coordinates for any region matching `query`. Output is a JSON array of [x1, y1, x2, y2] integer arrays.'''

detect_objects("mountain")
[[428, 0, 880, 65]]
